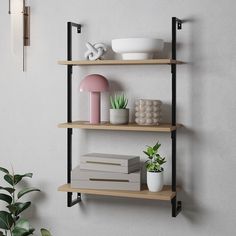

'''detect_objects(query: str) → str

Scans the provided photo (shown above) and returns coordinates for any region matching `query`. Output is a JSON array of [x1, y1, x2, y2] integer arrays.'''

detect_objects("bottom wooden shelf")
[[58, 184, 176, 201]]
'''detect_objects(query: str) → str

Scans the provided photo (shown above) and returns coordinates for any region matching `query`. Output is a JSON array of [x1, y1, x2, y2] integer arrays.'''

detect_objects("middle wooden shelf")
[[58, 121, 182, 132]]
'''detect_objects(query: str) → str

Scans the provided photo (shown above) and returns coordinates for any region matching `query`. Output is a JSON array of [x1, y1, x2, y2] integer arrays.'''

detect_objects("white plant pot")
[[110, 109, 129, 124], [147, 171, 163, 192]]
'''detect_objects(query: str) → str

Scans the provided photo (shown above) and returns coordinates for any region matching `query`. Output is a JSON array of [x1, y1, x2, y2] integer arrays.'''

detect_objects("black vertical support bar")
[[67, 22, 81, 207], [171, 17, 177, 192], [171, 17, 182, 217], [8, 0, 11, 14]]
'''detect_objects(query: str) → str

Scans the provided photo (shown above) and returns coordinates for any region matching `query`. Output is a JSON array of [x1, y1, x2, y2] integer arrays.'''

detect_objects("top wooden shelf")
[[58, 59, 183, 66]]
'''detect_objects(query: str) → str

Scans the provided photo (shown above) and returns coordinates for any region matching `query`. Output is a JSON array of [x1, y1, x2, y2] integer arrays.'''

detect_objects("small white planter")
[[110, 109, 129, 124], [147, 171, 163, 192]]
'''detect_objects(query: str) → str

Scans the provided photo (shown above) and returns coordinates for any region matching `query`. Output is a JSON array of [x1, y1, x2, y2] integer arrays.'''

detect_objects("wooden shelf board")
[[58, 59, 183, 66], [58, 184, 176, 201], [58, 121, 182, 132]]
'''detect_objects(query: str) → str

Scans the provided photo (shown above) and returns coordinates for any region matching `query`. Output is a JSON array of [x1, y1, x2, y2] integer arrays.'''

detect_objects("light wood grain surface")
[[58, 59, 183, 66], [58, 121, 182, 132], [58, 184, 177, 201]]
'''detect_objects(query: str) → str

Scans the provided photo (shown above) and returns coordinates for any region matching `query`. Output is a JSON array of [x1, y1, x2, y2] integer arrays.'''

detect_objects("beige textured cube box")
[[80, 153, 140, 173], [71, 166, 141, 191]]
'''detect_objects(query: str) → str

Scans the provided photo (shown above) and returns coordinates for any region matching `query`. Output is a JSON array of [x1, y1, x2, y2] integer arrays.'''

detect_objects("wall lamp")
[[8, 0, 30, 71]]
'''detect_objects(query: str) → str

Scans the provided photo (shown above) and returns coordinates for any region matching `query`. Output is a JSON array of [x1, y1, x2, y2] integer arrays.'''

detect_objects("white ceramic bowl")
[[111, 38, 164, 60]]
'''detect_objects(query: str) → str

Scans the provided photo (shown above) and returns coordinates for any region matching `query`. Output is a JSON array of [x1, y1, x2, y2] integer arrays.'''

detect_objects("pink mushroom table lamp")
[[79, 74, 109, 124]]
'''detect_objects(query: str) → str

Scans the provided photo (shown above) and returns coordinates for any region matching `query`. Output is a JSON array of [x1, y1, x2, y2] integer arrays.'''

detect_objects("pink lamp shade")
[[79, 74, 109, 124]]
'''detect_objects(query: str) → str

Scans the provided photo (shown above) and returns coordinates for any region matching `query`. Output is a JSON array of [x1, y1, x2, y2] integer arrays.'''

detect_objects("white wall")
[[1, 0, 236, 235]]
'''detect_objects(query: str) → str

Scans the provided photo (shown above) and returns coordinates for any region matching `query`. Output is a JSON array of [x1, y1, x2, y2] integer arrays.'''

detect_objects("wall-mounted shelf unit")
[[57, 17, 183, 217]]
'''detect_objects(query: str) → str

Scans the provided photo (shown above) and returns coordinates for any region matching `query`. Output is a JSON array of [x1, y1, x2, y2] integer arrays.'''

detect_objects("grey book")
[[80, 153, 140, 173], [71, 165, 141, 191]]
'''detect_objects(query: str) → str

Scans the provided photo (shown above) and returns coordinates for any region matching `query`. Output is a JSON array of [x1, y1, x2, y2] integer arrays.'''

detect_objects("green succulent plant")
[[0, 166, 52, 236], [110, 94, 128, 109], [144, 142, 166, 172]]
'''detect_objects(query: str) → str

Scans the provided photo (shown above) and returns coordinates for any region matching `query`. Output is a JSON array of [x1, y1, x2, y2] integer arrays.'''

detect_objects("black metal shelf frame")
[[64, 17, 183, 216], [171, 17, 182, 217], [67, 22, 82, 207]]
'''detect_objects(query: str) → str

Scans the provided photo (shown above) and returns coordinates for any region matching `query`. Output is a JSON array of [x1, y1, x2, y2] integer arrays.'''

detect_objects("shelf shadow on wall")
[[178, 128, 208, 223], [177, 16, 207, 223], [77, 194, 171, 217], [155, 42, 183, 59], [17, 179, 47, 223]]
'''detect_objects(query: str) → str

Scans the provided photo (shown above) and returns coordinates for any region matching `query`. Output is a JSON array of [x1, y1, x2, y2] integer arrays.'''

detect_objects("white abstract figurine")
[[84, 42, 107, 60]]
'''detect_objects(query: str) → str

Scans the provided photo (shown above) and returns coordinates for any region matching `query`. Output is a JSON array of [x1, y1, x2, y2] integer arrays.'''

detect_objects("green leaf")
[[143, 151, 150, 157], [123, 98, 128, 108], [15, 219, 30, 230], [0, 211, 14, 230], [7, 202, 31, 216], [110, 96, 115, 109], [13, 173, 33, 185], [0, 186, 15, 194], [114, 95, 119, 108], [41, 228, 52, 236], [118, 95, 122, 107], [4, 174, 14, 186], [4, 173, 33, 187], [153, 142, 161, 151], [17, 188, 40, 199], [0, 168, 9, 174], [147, 147, 154, 156], [12, 226, 34, 236], [0, 194, 12, 204], [13, 219, 35, 235], [13, 175, 23, 185], [13, 227, 28, 236]]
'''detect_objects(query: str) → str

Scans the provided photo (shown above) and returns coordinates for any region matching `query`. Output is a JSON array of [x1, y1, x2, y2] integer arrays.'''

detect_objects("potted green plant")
[[144, 142, 166, 192], [110, 94, 129, 124], [0, 166, 52, 236]]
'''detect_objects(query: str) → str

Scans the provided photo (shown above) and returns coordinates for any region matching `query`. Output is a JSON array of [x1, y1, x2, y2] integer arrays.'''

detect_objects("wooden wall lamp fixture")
[[8, 0, 30, 71]]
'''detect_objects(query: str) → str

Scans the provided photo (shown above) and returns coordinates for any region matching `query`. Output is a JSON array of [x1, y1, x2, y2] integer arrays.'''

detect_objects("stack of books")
[[71, 153, 141, 191]]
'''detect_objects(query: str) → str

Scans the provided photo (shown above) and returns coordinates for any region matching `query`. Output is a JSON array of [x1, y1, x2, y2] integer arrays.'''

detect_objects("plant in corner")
[[0, 166, 52, 236], [144, 141, 166, 192], [110, 93, 129, 124]]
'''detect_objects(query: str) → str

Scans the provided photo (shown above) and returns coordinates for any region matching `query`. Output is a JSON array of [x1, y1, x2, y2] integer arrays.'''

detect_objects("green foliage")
[[0, 187, 15, 194], [40, 229, 52, 236], [0, 168, 9, 174], [4, 173, 33, 187], [144, 141, 166, 172], [12, 219, 35, 236], [17, 188, 40, 200], [110, 94, 128, 109], [0, 166, 52, 236], [7, 202, 31, 216], [0, 194, 12, 205], [0, 211, 14, 230]]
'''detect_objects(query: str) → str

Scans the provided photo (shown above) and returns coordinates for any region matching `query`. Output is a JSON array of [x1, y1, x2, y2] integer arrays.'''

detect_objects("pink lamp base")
[[90, 92, 100, 124]]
